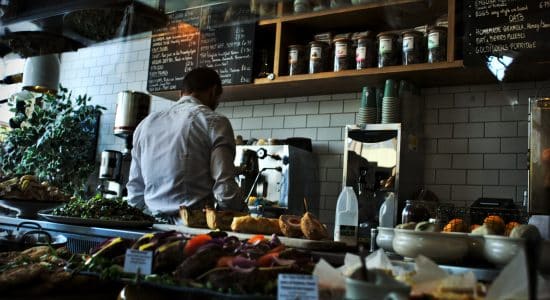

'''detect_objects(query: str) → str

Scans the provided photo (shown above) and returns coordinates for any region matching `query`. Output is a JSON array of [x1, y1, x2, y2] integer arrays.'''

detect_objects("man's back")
[[127, 96, 241, 216]]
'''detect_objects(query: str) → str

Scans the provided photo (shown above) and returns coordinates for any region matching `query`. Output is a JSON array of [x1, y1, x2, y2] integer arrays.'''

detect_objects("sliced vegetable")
[[257, 252, 279, 267], [216, 256, 235, 268], [184, 234, 212, 256], [247, 235, 265, 244]]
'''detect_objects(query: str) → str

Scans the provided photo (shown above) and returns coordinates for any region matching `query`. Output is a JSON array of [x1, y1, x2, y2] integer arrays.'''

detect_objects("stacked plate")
[[381, 96, 400, 123], [357, 106, 377, 125]]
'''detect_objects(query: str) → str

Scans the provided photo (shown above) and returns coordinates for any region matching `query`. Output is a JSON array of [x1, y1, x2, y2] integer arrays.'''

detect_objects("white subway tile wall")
[[52, 38, 541, 229]]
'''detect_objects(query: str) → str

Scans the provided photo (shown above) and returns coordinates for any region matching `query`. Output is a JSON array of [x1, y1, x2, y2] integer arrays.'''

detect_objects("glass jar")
[[401, 30, 425, 65], [354, 32, 375, 69], [308, 41, 329, 74], [294, 0, 311, 13], [376, 31, 399, 67], [401, 200, 430, 224], [427, 26, 447, 63], [288, 45, 306, 75], [333, 38, 352, 71]]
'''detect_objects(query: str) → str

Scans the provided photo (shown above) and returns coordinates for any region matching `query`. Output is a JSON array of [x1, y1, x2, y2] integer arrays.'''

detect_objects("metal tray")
[[37, 212, 153, 229], [0, 198, 64, 218]]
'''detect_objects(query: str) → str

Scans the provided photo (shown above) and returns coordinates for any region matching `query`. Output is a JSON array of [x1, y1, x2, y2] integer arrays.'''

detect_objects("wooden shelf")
[[151, 60, 550, 102], [259, 0, 446, 29]]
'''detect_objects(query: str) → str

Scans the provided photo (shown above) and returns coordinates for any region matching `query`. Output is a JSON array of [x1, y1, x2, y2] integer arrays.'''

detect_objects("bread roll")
[[230, 216, 282, 235]]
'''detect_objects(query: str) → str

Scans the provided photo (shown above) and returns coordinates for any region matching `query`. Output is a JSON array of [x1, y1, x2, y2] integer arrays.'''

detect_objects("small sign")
[[123, 249, 153, 275], [277, 273, 319, 300]]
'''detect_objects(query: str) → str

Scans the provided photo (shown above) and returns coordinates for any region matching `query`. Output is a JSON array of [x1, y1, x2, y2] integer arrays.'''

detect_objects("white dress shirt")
[[126, 95, 244, 216]]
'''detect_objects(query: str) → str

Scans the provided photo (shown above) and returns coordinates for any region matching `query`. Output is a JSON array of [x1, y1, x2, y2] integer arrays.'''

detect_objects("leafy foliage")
[[0, 86, 105, 195]]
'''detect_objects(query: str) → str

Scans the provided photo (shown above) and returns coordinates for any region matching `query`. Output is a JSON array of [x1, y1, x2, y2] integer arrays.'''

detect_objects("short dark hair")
[[182, 67, 222, 95]]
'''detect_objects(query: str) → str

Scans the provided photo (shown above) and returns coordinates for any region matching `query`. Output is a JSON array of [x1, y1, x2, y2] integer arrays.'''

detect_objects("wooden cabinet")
[[152, 0, 547, 102]]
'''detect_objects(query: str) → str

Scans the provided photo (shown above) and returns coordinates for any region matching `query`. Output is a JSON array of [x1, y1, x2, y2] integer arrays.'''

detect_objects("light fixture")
[[22, 54, 60, 94]]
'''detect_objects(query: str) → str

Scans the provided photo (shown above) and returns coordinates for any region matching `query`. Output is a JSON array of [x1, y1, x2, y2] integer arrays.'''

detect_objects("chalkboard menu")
[[147, 3, 255, 92], [464, 0, 550, 66]]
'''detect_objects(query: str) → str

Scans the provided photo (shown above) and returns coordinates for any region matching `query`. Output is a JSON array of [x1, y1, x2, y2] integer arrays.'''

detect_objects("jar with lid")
[[401, 30, 425, 65], [288, 45, 306, 75], [376, 31, 399, 67], [427, 26, 447, 63], [401, 200, 430, 224], [354, 32, 375, 69], [333, 38, 352, 71], [294, 0, 311, 13], [308, 41, 329, 74]]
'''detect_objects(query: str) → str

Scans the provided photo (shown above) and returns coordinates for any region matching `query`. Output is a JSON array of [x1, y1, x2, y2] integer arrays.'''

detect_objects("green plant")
[[0, 86, 106, 196]]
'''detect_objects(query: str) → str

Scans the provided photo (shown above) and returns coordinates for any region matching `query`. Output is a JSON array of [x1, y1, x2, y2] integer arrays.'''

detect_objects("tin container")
[[427, 26, 447, 63], [401, 30, 425, 65], [288, 45, 306, 75], [376, 31, 399, 67], [333, 38, 352, 71], [308, 41, 329, 74], [354, 32, 375, 69]]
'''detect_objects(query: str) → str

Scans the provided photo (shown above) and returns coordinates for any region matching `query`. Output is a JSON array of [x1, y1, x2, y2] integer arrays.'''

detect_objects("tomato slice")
[[257, 252, 279, 267], [184, 234, 212, 256], [247, 234, 265, 244]]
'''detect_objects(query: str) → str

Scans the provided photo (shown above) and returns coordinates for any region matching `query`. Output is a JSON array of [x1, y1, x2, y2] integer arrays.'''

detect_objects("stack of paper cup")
[[358, 87, 377, 125], [381, 79, 400, 123]]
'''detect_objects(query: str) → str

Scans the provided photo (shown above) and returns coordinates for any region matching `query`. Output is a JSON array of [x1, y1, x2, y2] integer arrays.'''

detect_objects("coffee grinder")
[[97, 91, 151, 197]]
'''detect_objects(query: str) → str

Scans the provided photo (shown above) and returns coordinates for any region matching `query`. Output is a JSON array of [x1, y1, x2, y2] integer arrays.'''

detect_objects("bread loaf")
[[230, 215, 282, 235]]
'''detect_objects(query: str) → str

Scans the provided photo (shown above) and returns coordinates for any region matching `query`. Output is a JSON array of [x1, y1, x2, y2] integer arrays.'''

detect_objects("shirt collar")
[[176, 95, 202, 105]]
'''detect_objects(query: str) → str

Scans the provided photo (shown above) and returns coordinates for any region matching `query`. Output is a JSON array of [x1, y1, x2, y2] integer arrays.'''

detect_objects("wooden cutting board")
[[153, 224, 348, 252]]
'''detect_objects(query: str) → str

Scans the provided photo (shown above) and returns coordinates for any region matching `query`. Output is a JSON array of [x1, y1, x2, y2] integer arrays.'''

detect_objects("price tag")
[[123, 249, 153, 275], [277, 274, 319, 300]]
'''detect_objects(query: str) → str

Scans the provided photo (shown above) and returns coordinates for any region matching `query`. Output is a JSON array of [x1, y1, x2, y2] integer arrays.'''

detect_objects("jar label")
[[356, 46, 366, 62], [379, 38, 392, 53], [428, 32, 440, 49], [310, 46, 322, 60], [403, 36, 415, 51], [335, 42, 348, 58], [289, 49, 298, 64]]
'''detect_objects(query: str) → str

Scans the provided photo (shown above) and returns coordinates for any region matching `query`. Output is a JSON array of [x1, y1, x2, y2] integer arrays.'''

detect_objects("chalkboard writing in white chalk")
[[464, 0, 549, 66], [147, 3, 255, 92]]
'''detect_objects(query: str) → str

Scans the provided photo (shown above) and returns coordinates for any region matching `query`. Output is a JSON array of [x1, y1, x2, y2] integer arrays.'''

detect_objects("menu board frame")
[[147, 3, 256, 93]]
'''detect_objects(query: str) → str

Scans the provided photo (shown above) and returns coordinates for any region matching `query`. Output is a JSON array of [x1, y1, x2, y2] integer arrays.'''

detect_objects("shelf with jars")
[[151, 0, 548, 102]]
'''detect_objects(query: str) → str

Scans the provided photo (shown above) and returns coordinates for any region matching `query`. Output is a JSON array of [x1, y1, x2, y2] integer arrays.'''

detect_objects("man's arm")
[[209, 116, 245, 211], [126, 137, 146, 211]]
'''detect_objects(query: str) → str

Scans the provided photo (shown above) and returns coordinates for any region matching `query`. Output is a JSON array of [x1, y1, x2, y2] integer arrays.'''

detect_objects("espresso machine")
[[528, 96, 550, 239], [97, 91, 151, 197], [234, 145, 319, 217]]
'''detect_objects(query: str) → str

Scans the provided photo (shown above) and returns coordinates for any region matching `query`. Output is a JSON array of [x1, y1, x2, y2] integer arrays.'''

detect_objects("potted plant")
[[0, 86, 106, 196]]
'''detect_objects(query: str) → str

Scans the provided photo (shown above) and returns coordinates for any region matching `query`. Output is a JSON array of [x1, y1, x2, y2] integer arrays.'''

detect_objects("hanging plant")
[[0, 85, 106, 196]]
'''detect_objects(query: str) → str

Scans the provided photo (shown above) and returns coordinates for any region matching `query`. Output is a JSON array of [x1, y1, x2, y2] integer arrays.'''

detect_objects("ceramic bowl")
[[483, 235, 525, 267], [467, 233, 485, 261], [376, 227, 395, 252], [392, 229, 469, 263]]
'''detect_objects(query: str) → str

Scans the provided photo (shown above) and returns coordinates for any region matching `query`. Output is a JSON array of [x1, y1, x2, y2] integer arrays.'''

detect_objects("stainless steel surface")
[[114, 90, 151, 137], [528, 97, 550, 215], [37, 212, 154, 228], [0, 215, 147, 253], [343, 123, 424, 227], [234, 145, 319, 217], [99, 150, 123, 181]]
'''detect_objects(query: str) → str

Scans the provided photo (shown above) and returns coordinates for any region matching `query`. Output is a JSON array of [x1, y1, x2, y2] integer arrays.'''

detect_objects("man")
[[127, 67, 245, 219]]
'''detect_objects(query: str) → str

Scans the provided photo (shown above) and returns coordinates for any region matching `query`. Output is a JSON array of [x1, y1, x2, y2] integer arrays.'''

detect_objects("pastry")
[[230, 215, 282, 235], [206, 208, 247, 231], [300, 212, 328, 240], [279, 215, 303, 237], [443, 218, 467, 233], [483, 215, 505, 235]]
